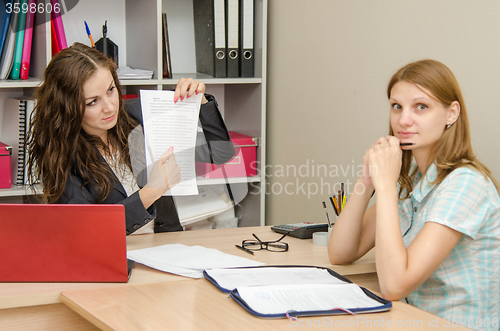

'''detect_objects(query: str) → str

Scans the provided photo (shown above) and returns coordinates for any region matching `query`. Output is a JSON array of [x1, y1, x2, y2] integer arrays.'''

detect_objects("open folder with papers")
[[204, 265, 391, 318]]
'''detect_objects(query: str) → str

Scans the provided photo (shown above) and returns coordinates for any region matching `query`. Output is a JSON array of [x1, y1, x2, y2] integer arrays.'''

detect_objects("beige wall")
[[265, 0, 500, 225]]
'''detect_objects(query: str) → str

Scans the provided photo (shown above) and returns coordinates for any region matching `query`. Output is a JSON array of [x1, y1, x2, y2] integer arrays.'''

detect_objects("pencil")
[[235, 244, 254, 255], [330, 196, 339, 216], [322, 201, 332, 227], [338, 190, 342, 213], [341, 183, 345, 212], [400, 142, 415, 146], [333, 195, 339, 213]]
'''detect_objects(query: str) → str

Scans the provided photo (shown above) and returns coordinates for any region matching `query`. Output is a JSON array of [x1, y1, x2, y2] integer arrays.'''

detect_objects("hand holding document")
[[140, 90, 202, 196]]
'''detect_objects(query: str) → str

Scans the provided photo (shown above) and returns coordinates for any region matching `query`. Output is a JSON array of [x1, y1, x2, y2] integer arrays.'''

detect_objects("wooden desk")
[[60, 276, 469, 331], [0, 226, 467, 330], [0, 226, 375, 310]]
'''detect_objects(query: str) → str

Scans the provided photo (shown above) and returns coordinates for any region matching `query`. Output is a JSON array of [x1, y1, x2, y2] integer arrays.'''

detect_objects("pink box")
[[196, 131, 258, 178], [0, 142, 12, 189]]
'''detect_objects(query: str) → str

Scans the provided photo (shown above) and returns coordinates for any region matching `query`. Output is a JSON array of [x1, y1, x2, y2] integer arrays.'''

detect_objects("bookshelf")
[[0, 0, 268, 227]]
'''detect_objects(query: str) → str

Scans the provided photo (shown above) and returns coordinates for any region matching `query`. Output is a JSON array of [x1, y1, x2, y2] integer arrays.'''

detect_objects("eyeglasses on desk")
[[241, 233, 289, 252]]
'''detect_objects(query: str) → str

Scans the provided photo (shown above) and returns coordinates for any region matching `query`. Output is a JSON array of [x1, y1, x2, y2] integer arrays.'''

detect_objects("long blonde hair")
[[387, 59, 499, 198]]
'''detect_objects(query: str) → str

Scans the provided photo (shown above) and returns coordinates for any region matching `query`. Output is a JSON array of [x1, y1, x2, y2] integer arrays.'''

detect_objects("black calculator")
[[271, 222, 328, 239]]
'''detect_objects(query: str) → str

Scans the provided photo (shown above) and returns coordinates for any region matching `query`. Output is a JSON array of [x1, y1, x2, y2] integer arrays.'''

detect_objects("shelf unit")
[[0, 0, 267, 227]]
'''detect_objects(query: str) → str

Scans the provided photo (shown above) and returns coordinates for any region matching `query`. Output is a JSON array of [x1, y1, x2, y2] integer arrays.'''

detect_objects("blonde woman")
[[328, 59, 500, 329]]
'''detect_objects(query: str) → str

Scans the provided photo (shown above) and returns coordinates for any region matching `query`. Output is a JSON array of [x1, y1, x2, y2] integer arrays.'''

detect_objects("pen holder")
[[96, 37, 119, 66], [95, 21, 119, 66], [312, 232, 329, 246]]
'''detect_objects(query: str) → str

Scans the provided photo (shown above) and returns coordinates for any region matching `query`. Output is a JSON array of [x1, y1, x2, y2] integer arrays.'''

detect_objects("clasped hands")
[[361, 136, 403, 190]]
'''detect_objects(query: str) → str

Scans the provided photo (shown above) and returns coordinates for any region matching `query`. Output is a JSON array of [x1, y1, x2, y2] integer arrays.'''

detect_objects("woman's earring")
[[446, 123, 451, 129]]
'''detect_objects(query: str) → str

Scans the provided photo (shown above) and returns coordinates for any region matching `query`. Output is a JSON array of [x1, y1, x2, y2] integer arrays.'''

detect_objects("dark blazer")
[[56, 94, 235, 235]]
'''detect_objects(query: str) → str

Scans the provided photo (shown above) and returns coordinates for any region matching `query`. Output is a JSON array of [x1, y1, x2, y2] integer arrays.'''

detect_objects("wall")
[[266, 0, 500, 225]]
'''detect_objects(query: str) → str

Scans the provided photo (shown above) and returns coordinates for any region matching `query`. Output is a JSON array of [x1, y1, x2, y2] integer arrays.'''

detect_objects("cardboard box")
[[196, 131, 257, 178], [0, 142, 12, 188]]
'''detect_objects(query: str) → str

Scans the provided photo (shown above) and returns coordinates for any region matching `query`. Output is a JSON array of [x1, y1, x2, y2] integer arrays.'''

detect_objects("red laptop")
[[0, 204, 129, 282]]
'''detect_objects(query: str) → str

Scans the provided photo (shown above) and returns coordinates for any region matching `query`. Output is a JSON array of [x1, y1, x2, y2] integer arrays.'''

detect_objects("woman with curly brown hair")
[[26, 42, 234, 235]]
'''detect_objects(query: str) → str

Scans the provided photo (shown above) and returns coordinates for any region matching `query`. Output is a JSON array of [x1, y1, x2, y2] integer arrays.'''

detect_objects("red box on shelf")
[[196, 131, 258, 179], [0, 142, 12, 189]]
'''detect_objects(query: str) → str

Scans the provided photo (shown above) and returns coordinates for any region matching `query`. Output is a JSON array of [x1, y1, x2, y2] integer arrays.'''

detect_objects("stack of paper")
[[117, 66, 154, 80], [235, 283, 385, 316], [127, 244, 264, 278], [175, 187, 231, 226]]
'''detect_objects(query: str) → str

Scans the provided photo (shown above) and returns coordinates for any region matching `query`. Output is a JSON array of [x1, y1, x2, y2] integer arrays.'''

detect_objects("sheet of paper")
[[140, 90, 202, 196], [236, 283, 383, 315], [205, 267, 347, 291], [174, 187, 229, 223], [127, 244, 264, 278]]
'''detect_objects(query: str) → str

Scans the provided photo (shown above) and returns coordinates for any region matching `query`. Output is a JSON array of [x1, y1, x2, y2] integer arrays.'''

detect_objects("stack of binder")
[[1, 97, 36, 186], [193, 0, 255, 78], [0, 0, 67, 80], [50, 0, 68, 56]]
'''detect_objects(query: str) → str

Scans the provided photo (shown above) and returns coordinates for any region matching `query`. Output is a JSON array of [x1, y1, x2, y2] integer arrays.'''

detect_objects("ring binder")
[[9, 0, 27, 80], [227, 0, 239, 77], [0, 0, 17, 80], [20, 0, 36, 80], [1, 97, 36, 186], [193, 0, 227, 78], [239, 0, 254, 77]]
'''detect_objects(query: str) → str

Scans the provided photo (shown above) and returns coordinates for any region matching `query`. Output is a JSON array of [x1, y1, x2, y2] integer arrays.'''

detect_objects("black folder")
[[193, 0, 227, 78], [226, 0, 239, 77], [239, 0, 254, 77]]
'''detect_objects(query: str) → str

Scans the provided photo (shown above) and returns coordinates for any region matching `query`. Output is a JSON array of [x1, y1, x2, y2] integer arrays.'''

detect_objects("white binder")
[[239, 0, 254, 77], [227, 0, 239, 77]]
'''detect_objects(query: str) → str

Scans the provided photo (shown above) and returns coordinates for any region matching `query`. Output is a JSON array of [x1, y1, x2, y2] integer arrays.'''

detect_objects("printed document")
[[127, 244, 264, 278], [140, 90, 202, 195], [236, 283, 383, 315], [205, 267, 347, 291]]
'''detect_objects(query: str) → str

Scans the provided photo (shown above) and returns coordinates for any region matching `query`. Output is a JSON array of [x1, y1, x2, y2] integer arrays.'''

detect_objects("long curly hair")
[[387, 59, 499, 199], [26, 42, 138, 203]]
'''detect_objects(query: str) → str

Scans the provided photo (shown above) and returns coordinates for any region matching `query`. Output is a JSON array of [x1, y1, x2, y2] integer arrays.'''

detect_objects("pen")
[[341, 183, 344, 211], [322, 201, 332, 227], [329, 196, 339, 216], [235, 244, 254, 255], [84, 21, 95, 48], [332, 195, 339, 213], [400, 142, 415, 146], [338, 190, 342, 214], [342, 194, 347, 210]]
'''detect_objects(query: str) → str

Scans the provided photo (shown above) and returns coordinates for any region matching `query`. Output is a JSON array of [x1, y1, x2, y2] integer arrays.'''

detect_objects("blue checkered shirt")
[[398, 163, 500, 330]]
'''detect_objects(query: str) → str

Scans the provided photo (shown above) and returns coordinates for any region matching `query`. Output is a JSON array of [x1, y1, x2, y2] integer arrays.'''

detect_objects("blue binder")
[[0, 0, 18, 79], [0, 0, 14, 58], [9, 0, 27, 80]]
